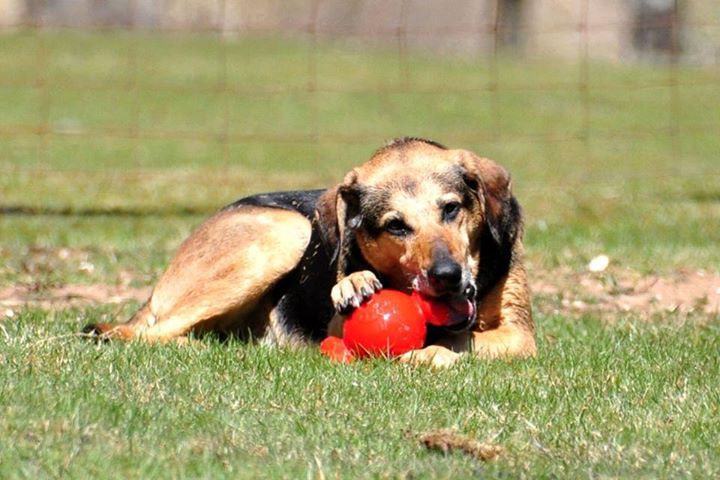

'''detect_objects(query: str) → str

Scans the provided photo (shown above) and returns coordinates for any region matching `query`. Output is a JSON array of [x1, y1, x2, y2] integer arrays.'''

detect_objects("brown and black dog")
[[87, 137, 535, 367]]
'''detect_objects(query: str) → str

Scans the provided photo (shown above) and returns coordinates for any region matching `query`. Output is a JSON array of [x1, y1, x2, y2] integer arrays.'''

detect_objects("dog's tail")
[[82, 302, 155, 341]]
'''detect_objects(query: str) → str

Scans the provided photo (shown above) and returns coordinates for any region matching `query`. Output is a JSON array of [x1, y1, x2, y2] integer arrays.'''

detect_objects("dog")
[[87, 137, 535, 367]]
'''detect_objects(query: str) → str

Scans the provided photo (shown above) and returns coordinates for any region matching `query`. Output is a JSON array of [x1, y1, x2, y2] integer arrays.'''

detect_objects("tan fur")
[[93, 206, 311, 342], [261, 301, 312, 349], [399, 345, 461, 369]]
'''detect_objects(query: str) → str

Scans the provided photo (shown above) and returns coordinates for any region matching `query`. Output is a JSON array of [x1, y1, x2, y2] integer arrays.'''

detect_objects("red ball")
[[410, 291, 453, 326], [343, 289, 427, 358], [320, 336, 355, 363]]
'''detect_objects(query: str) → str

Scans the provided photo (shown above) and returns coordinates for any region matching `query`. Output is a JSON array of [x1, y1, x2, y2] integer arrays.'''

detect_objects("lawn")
[[0, 29, 719, 478]]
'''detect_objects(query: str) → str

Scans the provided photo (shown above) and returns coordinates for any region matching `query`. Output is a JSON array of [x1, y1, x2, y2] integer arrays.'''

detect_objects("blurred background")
[[0, 0, 718, 287]]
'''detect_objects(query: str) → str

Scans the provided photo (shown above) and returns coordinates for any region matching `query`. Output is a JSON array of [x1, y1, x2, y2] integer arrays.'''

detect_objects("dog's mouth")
[[440, 285, 477, 331], [413, 283, 477, 332]]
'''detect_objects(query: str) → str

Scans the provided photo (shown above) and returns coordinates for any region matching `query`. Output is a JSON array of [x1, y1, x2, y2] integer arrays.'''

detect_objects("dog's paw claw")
[[331, 271, 382, 315]]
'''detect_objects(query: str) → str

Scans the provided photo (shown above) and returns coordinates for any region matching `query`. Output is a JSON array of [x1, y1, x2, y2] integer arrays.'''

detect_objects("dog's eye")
[[442, 202, 462, 222], [384, 218, 412, 237]]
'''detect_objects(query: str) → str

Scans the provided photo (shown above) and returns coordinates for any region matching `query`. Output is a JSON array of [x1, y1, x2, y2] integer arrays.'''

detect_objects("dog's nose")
[[427, 259, 463, 291]]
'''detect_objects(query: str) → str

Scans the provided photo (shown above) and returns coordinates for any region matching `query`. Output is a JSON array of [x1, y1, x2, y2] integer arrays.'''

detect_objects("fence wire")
[[0, 0, 718, 178]]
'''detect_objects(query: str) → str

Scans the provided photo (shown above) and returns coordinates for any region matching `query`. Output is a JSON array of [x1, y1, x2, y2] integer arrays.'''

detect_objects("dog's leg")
[[87, 206, 312, 342], [330, 270, 383, 314], [470, 240, 535, 359], [326, 271, 383, 337], [469, 325, 535, 359], [326, 313, 345, 338]]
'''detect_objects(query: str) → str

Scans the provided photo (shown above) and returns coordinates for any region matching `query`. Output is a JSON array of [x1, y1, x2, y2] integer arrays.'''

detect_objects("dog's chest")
[[272, 218, 338, 340]]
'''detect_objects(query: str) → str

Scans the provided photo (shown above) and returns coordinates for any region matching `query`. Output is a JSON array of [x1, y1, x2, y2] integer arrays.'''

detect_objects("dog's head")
[[326, 137, 521, 330]]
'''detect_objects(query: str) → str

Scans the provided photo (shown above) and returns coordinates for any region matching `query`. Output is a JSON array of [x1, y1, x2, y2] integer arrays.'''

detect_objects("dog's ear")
[[457, 150, 521, 247], [316, 170, 364, 279], [329, 170, 365, 279], [315, 186, 340, 254], [315, 177, 361, 278], [336, 170, 364, 231]]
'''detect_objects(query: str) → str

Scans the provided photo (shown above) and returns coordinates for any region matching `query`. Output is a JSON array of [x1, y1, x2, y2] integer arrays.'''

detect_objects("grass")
[[1, 31, 719, 277], [0, 28, 719, 478], [1, 309, 718, 478]]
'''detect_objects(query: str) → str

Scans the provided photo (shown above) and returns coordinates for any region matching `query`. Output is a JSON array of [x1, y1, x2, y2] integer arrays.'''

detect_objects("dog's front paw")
[[331, 270, 382, 314], [398, 346, 461, 369]]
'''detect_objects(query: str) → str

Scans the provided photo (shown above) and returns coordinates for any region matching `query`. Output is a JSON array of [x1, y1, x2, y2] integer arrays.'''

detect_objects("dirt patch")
[[1, 268, 718, 319], [0, 284, 150, 313], [533, 268, 720, 316], [414, 429, 502, 461]]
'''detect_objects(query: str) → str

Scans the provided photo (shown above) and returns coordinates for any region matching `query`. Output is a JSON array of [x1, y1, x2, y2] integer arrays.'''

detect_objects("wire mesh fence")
[[0, 0, 718, 187]]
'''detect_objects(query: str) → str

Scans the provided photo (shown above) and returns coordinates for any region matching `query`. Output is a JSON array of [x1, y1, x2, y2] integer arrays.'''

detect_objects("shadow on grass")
[[0, 205, 214, 217], [690, 191, 720, 203]]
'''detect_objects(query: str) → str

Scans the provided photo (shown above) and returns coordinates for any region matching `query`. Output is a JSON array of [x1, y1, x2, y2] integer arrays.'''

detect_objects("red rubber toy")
[[319, 336, 355, 363], [342, 289, 427, 358], [410, 290, 453, 326], [319, 289, 468, 362]]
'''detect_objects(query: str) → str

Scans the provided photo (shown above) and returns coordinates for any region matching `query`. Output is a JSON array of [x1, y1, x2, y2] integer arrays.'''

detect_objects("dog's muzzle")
[[443, 283, 478, 332], [427, 257, 464, 293], [412, 269, 478, 331]]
